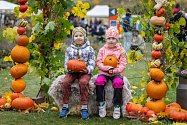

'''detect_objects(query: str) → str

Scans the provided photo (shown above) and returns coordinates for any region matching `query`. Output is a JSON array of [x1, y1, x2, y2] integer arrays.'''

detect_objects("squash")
[[146, 80, 168, 99], [103, 55, 118, 68], [11, 78, 26, 93], [15, 35, 29, 46], [149, 68, 164, 81], [11, 97, 34, 110], [151, 59, 161, 68], [154, 34, 163, 42], [10, 63, 28, 79], [151, 50, 161, 59], [17, 27, 26, 35], [145, 100, 166, 113], [152, 42, 163, 50], [67, 60, 86, 72], [156, 8, 165, 17], [150, 16, 166, 27], [11, 46, 30, 63]]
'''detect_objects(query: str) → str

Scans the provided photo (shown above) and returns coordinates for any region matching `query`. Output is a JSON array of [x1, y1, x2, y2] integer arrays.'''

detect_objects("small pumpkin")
[[150, 16, 166, 26], [15, 35, 29, 46], [156, 8, 165, 17], [146, 110, 156, 118], [19, 4, 28, 13], [126, 102, 143, 113], [11, 93, 24, 100], [145, 100, 166, 113], [11, 97, 34, 110], [11, 46, 30, 63], [0, 97, 7, 106], [17, 27, 26, 35], [151, 50, 161, 59], [10, 63, 28, 79], [154, 34, 163, 42], [67, 60, 86, 72], [152, 42, 163, 50], [149, 68, 164, 81], [18, 0, 27, 5], [146, 80, 168, 99], [103, 55, 118, 68], [151, 59, 161, 68], [11, 78, 26, 93]]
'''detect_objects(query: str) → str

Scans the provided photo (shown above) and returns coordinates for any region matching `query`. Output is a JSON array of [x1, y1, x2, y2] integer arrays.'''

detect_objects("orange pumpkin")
[[169, 109, 186, 121], [10, 63, 28, 79], [11, 46, 30, 63], [103, 55, 118, 68], [0, 97, 7, 106], [11, 78, 26, 93], [156, 8, 165, 17], [149, 68, 164, 81], [11, 93, 24, 100], [11, 97, 34, 110], [146, 110, 156, 118], [126, 102, 143, 113], [67, 60, 86, 72], [145, 100, 166, 113], [151, 50, 162, 59], [15, 35, 29, 46], [154, 34, 163, 42], [146, 80, 167, 99], [17, 27, 26, 35]]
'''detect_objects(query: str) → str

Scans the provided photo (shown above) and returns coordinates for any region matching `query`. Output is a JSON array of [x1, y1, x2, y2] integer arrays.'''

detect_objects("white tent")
[[87, 5, 109, 17], [0, 0, 18, 13]]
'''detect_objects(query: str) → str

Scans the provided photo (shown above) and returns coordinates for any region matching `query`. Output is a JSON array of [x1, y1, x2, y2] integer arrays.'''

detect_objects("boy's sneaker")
[[59, 107, 69, 118], [113, 105, 121, 119], [81, 109, 89, 120], [98, 101, 106, 118]]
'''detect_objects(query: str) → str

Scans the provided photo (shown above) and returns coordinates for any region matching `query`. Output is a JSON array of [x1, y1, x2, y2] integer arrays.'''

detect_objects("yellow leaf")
[[170, 1, 176, 5], [141, 31, 145, 37], [132, 86, 138, 89], [132, 97, 138, 103], [54, 43, 61, 49], [3, 56, 13, 62]]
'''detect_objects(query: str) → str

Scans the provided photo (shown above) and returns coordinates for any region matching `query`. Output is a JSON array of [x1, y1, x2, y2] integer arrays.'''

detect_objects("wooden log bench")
[[48, 75, 132, 117]]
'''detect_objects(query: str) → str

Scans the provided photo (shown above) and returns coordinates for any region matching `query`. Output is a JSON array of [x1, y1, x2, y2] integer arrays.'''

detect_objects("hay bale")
[[48, 75, 132, 116]]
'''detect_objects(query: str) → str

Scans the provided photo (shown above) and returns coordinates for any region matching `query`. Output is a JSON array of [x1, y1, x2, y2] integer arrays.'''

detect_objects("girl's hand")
[[108, 69, 113, 74]]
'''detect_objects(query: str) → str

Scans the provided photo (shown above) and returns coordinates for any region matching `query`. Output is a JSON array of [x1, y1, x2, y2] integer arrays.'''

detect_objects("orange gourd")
[[103, 55, 118, 68], [150, 16, 166, 26], [10, 63, 28, 79], [67, 60, 86, 72], [145, 100, 166, 113], [11, 93, 24, 100], [149, 68, 164, 81], [0, 97, 7, 106], [11, 97, 34, 110], [146, 80, 167, 99], [11, 46, 30, 63], [11, 78, 26, 93], [15, 35, 29, 46]]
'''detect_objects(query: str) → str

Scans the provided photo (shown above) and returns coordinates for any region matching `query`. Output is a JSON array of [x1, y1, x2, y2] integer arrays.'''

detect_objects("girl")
[[95, 27, 128, 119], [60, 27, 96, 120]]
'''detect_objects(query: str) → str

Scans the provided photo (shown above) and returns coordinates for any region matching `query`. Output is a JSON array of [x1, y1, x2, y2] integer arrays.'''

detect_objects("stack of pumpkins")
[[145, 0, 168, 114], [9, 0, 34, 110]]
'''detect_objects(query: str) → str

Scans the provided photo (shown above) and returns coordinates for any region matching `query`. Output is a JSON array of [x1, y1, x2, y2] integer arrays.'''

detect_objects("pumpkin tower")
[[145, 0, 169, 113]]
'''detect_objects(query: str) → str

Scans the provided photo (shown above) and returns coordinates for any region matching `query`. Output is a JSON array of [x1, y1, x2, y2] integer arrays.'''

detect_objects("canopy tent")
[[87, 5, 109, 17], [0, 0, 19, 13]]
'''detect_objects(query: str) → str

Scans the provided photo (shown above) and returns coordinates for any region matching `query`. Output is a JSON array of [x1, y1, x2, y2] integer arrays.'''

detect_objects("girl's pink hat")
[[105, 27, 119, 40]]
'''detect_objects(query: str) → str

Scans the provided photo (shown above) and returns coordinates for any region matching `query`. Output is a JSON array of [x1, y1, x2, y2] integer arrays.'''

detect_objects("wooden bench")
[[48, 75, 132, 116]]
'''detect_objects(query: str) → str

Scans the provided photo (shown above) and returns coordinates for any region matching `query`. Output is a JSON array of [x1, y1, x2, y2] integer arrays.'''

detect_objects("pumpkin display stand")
[[176, 76, 187, 110], [48, 75, 132, 116]]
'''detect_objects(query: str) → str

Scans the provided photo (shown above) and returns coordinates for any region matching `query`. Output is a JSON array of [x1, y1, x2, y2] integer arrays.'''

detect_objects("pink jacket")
[[96, 43, 128, 76]]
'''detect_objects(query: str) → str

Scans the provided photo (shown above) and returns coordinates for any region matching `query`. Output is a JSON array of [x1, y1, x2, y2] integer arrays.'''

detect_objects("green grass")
[[0, 42, 177, 125]]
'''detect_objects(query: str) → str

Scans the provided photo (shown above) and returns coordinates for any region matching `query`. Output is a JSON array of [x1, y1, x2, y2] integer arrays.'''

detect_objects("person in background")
[[60, 27, 96, 120], [122, 8, 133, 53], [131, 29, 145, 54], [95, 27, 128, 119]]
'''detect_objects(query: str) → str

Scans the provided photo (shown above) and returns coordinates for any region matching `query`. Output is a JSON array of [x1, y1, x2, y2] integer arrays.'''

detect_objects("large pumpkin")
[[11, 97, 34, 110], [150, 16, 166, 26], [11, 46, 30, 63], [67, 60, 86, 72], [103, 55, 118, 68], [145, 100, 166, 113], [0, 97, 7, 106], [15, 35, 29, 46], [146, 80, 168, 99], [11, 78, 26, 93], [10, 63, 28, 79], [149, 68, 164, 81]]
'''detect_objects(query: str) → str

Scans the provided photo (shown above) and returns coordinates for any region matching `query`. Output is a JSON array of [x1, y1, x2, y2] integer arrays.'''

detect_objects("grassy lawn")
[[0, 42, 177, 125]]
